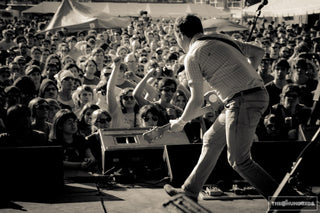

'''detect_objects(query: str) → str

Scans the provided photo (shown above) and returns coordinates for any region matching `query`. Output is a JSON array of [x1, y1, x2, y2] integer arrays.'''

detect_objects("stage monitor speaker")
[[99, 128, 189, 175], [163, 144, 239, 187], [0, 146, 64, 200], [103, 148, 168, 182], [164, 141, 309, 187]]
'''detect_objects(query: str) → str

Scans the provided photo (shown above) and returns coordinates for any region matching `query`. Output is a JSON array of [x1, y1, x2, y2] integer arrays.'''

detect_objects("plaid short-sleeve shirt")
[[185, 33, 264, 103]]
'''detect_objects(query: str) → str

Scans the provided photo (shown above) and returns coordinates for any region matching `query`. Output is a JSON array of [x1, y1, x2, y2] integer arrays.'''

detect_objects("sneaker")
[[163, 184, 198, 202]]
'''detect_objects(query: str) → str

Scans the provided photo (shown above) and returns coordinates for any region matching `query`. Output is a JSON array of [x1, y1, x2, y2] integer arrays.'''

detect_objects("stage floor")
[[1, 182, 319, 213]]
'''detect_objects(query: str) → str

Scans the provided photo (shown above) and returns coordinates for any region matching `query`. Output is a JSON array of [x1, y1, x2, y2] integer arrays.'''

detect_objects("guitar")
[[143, 91, 223, 143], [143, 104, 215, 143]]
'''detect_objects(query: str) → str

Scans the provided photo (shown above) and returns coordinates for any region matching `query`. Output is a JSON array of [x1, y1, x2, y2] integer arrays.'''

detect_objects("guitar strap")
[[196, 36, 244, 56]]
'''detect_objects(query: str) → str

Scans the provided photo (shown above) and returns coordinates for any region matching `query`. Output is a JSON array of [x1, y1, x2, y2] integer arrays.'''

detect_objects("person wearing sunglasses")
[[138, 104, 169, 128], [133, 69, 183, 117], [85, 109, 112, 172], [106, 57, 140, 128]]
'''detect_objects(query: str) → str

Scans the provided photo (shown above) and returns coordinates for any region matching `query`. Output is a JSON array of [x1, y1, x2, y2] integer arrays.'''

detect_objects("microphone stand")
[[246, 2, 267, 42]]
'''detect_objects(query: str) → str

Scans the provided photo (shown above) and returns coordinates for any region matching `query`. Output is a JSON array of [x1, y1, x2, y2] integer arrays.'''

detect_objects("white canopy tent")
[[43, 0, 131, 32], [203, 18, 248, 33], [243, 0, 320, 17], [23, 1, 230, 19]]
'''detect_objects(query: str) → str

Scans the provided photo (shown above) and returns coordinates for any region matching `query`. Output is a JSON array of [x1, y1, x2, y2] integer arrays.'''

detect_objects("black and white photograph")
[[0, 0, 320, 212]]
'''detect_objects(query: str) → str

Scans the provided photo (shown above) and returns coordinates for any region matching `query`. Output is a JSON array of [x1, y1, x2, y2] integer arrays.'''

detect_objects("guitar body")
[[143, 124, 171, 142]]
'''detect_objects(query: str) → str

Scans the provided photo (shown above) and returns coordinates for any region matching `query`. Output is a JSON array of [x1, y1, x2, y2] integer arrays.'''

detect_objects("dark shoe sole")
[[164, 184, 198, 202]]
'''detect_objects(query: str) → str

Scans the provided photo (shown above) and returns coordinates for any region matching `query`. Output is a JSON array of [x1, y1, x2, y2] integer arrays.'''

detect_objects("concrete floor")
[[1, 182, 318, 213]]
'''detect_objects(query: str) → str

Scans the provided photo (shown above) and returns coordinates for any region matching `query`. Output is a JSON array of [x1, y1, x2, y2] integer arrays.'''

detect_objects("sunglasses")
[[63, 77, 74, 81], [140, 60, 148, 64], [48, 63, 58, 67], [123, 96, 134, 101], [143, 116, 158, 122], [85, 112, 93, 116], [160, 87, 175, 93], [96, 117, 112, 123]]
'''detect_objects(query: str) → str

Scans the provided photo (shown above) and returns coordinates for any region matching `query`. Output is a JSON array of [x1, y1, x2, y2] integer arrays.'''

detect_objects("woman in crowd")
[[85, 109, 112, 172], [49, 109, 96, 174], [28, 97, 51, 138], [107, 57, 140, 128], [82, 58, 100, 86], [138, 104, 169, 127], [77, 103, 100, 137]]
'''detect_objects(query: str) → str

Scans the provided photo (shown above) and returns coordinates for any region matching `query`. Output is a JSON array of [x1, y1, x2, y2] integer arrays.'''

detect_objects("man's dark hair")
[[6, 104, 31, 135], [158, 77, 177, 91], [174, 14, 203, 38], [272, 58, 290, 70]]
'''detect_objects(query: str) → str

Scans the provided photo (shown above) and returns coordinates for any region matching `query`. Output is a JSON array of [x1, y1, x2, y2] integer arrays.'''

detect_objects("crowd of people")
[[0, 14, 320, 174]]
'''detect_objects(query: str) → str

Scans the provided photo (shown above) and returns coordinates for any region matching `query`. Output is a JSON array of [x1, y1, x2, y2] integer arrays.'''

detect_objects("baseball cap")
[[273, 58, 290, 69], [55, 70, 75, 82]]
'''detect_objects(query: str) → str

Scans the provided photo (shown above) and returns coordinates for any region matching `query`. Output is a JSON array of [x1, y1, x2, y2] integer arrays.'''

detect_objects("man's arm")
[[237, 41, 265, 70], [170, 57, 204, 132]]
